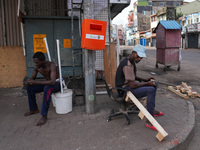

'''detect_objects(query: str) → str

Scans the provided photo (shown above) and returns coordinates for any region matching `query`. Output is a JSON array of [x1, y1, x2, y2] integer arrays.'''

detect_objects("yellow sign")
[[63, 39, 71, 48], [33, 34, 47, 53]]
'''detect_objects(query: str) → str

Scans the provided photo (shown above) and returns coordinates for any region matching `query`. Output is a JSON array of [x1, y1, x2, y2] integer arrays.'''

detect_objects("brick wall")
[[0, 46, 27, 88]]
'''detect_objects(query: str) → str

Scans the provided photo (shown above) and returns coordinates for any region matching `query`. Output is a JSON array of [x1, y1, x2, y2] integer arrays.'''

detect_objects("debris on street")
[[168, 82, 200, 99]]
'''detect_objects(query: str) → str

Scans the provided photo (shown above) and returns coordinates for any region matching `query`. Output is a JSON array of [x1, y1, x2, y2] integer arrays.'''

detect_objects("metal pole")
[[71, 0, 76, 104], [17, 0, 20, 17], [56, 39, 63, 94], [43, 38, 51, 61], [20, 23, 26, 56], [116, 25, 120, 66], [83, 0, 96, 114], [17, 0, 26, 55]]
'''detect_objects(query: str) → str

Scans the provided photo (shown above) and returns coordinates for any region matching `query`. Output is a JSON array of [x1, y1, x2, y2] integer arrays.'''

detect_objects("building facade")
[[129, 0, 183, 46], [150, 13, 157, 47], [177, 1, 200, 49], [117, 25, 125, 45]]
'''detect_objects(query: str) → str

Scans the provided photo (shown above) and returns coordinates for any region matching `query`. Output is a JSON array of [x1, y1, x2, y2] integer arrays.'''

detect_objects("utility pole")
[[83, 0, 96, 113]]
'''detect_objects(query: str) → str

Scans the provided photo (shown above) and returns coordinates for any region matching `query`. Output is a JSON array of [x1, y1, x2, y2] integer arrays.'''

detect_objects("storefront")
[[146, 32, 151, 46], [186, 23, 200, 49]]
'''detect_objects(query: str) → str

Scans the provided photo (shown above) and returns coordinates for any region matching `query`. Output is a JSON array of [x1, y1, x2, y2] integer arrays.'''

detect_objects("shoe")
[[145, 124, 157, 131], [154, 112, 164, 117]]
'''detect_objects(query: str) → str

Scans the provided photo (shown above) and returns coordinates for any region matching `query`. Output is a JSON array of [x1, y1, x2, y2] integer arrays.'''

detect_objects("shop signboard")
[[187, 24, 198, 33]]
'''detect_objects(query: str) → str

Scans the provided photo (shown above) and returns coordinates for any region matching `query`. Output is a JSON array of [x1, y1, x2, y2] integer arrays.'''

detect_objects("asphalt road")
[[146, 47, 200, 67]]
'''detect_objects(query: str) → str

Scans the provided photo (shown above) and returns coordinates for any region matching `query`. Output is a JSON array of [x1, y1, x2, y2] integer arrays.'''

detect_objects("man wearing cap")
[[115, 44, 164, 131]]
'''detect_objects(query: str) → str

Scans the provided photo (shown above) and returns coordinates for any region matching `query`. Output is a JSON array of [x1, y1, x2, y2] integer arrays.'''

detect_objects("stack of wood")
[[168, 82, 200, 99]]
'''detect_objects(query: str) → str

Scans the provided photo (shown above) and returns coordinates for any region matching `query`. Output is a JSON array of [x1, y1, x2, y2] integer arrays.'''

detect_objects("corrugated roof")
[[159, 20, 181, 30]]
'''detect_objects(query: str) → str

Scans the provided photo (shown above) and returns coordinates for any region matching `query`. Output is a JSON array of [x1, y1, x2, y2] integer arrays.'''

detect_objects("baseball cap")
[[132, 44, 146, 58]]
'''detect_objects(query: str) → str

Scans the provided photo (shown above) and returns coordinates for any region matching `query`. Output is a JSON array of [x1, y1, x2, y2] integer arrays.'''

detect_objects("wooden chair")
[[105, 80, 139, 125]]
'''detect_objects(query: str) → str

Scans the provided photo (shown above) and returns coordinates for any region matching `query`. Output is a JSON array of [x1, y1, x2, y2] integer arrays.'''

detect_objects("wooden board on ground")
[[182, 82, 191, 91], [182, 82, 199, 98], [169, 82, 200, 99], [197, 93, 200, 98], [168, 86, 189, 99], [127, 91, 168, 142], [180, 88, 186, 93], [176, 85, 182, 90]]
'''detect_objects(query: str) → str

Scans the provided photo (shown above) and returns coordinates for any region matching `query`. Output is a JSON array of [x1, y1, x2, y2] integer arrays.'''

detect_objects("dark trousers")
[[124, 83, 157, 116], [26, 82, 60, 116]]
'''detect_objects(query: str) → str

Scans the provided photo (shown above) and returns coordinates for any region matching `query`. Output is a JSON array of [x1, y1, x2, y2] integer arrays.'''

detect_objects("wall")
[[166, 7, 176, 20], [137, 6, 151, 32], [0, 46, 26, 88], [176, 1, 200, 16], [0, 0, 22, 46]]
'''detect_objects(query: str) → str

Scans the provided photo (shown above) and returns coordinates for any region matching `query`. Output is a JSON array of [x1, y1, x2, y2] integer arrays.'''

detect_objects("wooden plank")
[[187, 91, 192, 96], [96, 91, 107, 95], [182, 82, 194, 98], [127, 92, 168, 142], [110, 43, 117, 88], [197, 93, 200, 98], [181, 88, 186, 93], [96, 84, 111, 88], [182, 82, 192, 91], [156, 132, 165, 142], [96, 85, 106, 88], [190, 91, 197, 99], [192, 92, 197, 96], [168, 86, 189, 99], [138, 111, 145, 120], [103, 45, 111, 85], [125, 95, 130, 102], [176, 85, 182, 90], [191, 90, 200, 98]]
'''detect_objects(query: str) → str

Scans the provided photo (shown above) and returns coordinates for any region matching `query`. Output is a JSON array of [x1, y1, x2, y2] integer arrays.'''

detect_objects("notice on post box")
[[86, 34, 104, 40], [64, 39, 71, 48], [33, 34, 47, 53]]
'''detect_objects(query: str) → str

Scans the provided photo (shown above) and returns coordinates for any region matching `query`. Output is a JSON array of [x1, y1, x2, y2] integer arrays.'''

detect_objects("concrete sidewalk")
[[0, 47, 198, 150], [0, 85, 195, 150]]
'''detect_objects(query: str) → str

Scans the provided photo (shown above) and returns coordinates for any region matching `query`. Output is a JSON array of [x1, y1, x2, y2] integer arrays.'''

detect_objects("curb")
[[151, 101, 195, 150]]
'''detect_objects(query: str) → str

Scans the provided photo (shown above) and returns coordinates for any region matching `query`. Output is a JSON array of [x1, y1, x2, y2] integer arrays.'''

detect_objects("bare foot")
[[24, 110, 39, 116], [36, 116, 48, 126]]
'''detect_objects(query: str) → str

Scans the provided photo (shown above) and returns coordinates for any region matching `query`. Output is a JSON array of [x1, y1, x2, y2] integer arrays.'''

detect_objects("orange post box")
[[81, 19, 107, 50]]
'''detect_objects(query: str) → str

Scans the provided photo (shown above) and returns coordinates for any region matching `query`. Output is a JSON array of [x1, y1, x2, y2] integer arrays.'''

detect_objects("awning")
[[110, 0, 131, 19]]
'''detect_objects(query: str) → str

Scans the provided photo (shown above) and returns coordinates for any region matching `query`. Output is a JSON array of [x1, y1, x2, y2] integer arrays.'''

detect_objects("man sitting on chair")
[[115, 44, 164, 131]]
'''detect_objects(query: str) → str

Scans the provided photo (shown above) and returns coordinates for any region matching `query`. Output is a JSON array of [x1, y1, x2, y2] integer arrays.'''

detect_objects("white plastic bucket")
[[53, 89, 73, 114]]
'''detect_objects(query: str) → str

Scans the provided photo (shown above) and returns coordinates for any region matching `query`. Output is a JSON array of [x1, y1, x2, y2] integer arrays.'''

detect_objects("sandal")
[[154, 111, 164, 117], [145, 124, 157, 131]]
